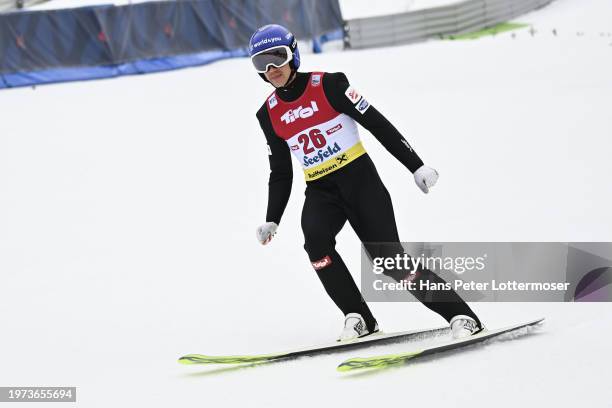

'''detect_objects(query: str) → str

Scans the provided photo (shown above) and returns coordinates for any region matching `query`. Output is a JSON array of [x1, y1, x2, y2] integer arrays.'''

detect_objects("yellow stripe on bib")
[[304, 142, 367, 181]]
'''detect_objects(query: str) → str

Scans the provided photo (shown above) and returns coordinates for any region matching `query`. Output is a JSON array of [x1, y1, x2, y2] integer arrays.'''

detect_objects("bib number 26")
[[297, 129, 326, 154]]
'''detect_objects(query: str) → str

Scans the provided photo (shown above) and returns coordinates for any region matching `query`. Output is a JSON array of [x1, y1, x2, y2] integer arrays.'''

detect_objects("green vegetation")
[[443, 22, 529, 40]]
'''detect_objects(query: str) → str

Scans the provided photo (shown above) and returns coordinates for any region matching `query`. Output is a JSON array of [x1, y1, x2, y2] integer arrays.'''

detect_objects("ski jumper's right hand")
[[413, 165, 439, 194], [256, 222, 278, 245]]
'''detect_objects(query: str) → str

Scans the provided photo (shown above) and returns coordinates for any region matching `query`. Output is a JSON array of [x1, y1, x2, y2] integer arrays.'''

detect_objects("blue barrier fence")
[[0, 0, 343, 89]]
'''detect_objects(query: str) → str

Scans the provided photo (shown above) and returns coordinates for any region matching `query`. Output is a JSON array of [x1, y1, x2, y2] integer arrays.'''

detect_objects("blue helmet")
[[249, 24, 301, 71]]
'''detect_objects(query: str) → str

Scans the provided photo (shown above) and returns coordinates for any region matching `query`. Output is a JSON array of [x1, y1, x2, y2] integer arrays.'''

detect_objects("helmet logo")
[[251, 36, 283, 50]]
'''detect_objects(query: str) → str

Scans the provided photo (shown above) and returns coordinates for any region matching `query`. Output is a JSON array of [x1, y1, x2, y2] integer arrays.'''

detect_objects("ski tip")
[[178, 354, 202, 365], [178, 354, 223, 365], [525, 317, 546, 327], [336, 358, 367, 372]]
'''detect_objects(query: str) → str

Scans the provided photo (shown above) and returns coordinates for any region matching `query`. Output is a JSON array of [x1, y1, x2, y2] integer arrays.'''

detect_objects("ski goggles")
[[250, 45, 293, 73]]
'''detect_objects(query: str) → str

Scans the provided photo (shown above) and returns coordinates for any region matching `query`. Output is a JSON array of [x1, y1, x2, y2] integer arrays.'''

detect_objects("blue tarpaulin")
[[0, 0, 343, 89]]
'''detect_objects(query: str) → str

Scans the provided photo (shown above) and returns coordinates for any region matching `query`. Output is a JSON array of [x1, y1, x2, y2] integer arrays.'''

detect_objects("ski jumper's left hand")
[[413, 165, 439, 194], [256, 222, 278, 245]]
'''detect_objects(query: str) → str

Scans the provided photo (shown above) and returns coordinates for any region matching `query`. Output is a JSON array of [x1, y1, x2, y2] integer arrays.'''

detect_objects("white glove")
[[413, 165, 439, 194], [256, 222, 278, 245]]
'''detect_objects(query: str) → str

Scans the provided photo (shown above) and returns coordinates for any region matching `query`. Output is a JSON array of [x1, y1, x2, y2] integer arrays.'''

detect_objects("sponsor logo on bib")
[[326, 123, 343, 135], [268, 95, 278, 109], [281, 101, 319, 124], [303, 142, 341, 167]]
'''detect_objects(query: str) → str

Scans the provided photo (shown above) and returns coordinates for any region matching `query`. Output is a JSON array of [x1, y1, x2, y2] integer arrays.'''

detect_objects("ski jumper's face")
[[264, 64, 292, 88]]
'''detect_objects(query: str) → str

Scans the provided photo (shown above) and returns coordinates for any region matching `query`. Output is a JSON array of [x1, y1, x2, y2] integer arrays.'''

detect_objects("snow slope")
[[0, 0, 611, 407]]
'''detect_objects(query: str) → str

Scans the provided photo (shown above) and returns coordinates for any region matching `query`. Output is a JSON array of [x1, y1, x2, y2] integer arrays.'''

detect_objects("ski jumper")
[[257, 72, 481, 331]]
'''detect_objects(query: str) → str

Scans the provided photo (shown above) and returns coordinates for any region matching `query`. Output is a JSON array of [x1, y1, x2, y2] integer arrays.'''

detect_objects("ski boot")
[[450, 315, 485, 339], [338, 313, 379, 342]]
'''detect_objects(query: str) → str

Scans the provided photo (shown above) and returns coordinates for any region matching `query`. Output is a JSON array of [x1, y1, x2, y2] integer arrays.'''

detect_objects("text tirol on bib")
[[266, 72, 366, 181]]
